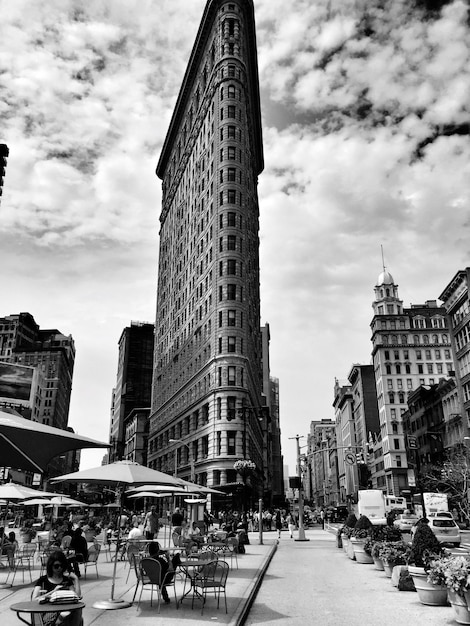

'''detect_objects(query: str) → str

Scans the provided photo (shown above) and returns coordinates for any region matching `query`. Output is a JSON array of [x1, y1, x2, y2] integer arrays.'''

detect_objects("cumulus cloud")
[[1, 0, 469, 469]]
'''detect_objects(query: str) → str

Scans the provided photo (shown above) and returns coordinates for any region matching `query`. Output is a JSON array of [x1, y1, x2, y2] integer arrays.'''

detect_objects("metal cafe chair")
[[192, 560, 229, 614], [11, 543, 37, 584], [137, 557, 178, 612]]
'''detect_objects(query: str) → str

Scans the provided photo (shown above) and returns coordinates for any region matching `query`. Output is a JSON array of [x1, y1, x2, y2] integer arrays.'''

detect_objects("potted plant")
[[351, 515, 374, 564], [19, 520, 37, 543], [407, 520, 447, 606], [371, 541, 385, 570], [431, 555, 470, 623], [378, 540, 410, 578]]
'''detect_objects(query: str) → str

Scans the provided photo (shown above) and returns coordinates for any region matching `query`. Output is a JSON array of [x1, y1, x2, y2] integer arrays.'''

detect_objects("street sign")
[[407, 436, 418, 449], [345, 452, 355, 465]]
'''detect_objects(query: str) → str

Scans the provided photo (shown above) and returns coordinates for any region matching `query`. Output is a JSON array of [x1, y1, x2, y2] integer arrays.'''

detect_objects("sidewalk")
[[0, 532, 277, 626]]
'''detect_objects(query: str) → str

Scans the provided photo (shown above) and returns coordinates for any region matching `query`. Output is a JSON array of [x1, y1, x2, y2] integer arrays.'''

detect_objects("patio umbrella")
[[0, 410, 110, 473], [19, 498, 54, 506], [52, 460, 189, 610], [49, 496, 87, 507]]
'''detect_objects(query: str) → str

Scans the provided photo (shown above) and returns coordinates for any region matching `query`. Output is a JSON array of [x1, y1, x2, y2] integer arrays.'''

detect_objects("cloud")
[[1, 0, 470, 472]]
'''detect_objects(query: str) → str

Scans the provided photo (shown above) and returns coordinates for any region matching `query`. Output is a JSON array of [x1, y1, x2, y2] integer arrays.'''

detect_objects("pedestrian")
[[320, 509, 325, 529], [275, 509, 282, 539], [171, 507, 184, 527], [286, 512, 295, 538], [143, 505, 159, 540]]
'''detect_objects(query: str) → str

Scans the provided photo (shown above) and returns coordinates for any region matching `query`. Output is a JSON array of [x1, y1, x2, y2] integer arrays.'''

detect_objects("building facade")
[[370, 269, 454, 495], [307, 418, 337, 507], [439, 268, 470, 440], [0, 312, 76, 478], [109, 321, 154, 463], [148, 0, 266, 508]]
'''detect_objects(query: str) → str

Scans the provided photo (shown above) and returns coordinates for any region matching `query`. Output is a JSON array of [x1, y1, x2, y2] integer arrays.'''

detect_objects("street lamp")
[[169, 439, 195, 482], [289, 435, 309, 542]]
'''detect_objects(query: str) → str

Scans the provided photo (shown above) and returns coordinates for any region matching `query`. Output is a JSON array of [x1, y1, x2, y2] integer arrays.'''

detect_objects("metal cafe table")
[[10, 600, 85, 626], [178, 556, 217, 604]]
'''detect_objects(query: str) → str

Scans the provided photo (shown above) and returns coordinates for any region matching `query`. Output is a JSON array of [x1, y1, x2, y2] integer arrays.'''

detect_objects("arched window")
[[443, 334, 448, 343], [423, 335, 429, 344], [413, 335, 420, 345], [398, 393, 405, 404], [388, 392, 395, 404], [386, 288, 390, 297]]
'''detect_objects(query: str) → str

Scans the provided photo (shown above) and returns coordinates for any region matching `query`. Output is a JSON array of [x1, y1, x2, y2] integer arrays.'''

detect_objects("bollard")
[[258, 498, 263, 545]]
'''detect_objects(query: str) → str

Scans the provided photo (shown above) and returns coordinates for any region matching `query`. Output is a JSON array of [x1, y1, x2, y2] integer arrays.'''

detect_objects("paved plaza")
[[2, 526, 467, 625]]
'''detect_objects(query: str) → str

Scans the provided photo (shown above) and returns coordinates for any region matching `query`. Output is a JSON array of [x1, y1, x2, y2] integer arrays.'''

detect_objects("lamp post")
[[289, 435, 309, 542], [169, 439, 195, 482]]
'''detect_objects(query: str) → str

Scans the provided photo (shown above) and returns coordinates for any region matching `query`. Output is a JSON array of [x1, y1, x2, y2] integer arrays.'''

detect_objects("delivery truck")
[[357, 489, 387, 525]]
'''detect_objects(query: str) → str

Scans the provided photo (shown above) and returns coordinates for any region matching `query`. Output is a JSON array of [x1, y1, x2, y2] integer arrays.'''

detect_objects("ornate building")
[[370, 268, 454, 495], [148, 0, 266, 507]]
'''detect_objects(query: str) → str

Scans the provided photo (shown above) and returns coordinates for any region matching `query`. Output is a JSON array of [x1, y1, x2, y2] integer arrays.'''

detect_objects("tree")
[[420, 446, 470, 524]]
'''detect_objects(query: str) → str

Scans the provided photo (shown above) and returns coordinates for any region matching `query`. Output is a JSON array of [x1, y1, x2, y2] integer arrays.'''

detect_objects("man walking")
[[143, 506, 159, 540]]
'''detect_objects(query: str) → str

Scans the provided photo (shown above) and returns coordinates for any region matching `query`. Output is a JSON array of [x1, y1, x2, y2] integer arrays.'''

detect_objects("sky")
[[1, 0, 470, 476]]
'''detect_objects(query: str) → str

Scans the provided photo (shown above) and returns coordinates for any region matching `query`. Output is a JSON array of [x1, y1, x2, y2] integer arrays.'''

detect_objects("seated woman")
[[32, 550, 82, 626], [172, 520, 196, 553]]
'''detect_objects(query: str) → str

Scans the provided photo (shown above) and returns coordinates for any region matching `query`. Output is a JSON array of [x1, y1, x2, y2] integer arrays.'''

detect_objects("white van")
[[357, 490, 387, 525]]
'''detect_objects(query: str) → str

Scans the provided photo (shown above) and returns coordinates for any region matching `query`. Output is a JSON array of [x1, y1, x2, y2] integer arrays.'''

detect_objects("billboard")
[[0, 361, 36, 407]]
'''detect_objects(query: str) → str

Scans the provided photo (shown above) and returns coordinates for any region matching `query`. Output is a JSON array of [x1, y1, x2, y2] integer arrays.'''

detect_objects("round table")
[[10, 600, 85, 626]]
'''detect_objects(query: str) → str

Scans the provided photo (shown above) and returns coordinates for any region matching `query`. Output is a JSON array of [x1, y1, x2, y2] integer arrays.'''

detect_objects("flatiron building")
[[148, 0, 265, 503]]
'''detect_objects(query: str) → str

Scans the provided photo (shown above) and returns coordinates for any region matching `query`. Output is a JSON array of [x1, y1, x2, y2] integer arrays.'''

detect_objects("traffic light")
[[356, 452, 365, 464], [0, 144, 8, 198]]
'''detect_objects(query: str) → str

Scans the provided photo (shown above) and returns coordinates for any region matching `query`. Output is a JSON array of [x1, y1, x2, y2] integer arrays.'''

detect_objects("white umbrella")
[[52, 460, 189, 610], [19, 498, 54, 506], [49, 496, 87, 507]]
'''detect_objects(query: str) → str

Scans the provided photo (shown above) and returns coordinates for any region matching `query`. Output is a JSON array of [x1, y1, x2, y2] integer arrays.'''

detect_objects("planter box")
[[373, 557, 384, 571], [450, 590, 470, 625], [351, 539, 373, 564]]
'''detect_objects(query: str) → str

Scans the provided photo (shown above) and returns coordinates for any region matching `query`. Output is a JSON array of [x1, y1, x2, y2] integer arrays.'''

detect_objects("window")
[[227, 189, 236, 204], [418, 364, 423, 373], [416, 350, 422, 360], [228, 310, 236, 326], [227, 146, 236, 160], [227, 105, 236, 118], [227, 396, 236, 420], [227, 125, 236, 138], [227, 336, 236, 352], [405, 364, 411, 373], [228, 65, 235, 77], [227, 259, 236, 274], [227, 235, 236, 250], [425, 349, 432, 359], [227, 284, 236, 300], [396, 364, 401, 374], [394, 438, 400, 450], [435, 349, 441, 359], [427, 363, 433, 374], [228, 85, 236, 98], [227, 167, 236, 181], [227, 211, 236, 226], [227, 431, 236, 455], [407, 379, 413, 389], [386, 364, 391, 374], [227, 366, 236, 385], [387, 379, 393, 390], [396, 455, 402, 468]]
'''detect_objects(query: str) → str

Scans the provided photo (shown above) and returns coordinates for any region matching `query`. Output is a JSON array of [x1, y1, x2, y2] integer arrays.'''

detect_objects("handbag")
[[43, 590, 80, 604]]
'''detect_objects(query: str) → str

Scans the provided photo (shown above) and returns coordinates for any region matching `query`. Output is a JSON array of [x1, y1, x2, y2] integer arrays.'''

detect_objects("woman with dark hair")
[[32, 550, 82, 625]]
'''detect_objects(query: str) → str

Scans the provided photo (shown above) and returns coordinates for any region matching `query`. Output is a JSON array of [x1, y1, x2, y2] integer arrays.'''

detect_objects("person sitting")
[[147, 542, 180, 604], [69, 528, 88, 578], [189, 521, 204, 546], [172, 520, 193, 551], [31, 550, 82, 626], [128, 522, 144, 545], [4, 531, 18, 567]]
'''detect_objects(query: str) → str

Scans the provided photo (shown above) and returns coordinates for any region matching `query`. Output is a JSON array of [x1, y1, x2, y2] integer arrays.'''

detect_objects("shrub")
[[381, 525, 402, 542], [408, 520, 444, 568], [429, 555, 470, 595], [378, 540, 410, 565], [371, 541, 384, 559], [363, 536, 374, 555], [344, 513, 357, 528], [352, 515, 373, 539]]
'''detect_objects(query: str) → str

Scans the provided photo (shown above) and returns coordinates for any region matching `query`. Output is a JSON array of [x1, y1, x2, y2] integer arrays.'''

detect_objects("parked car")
[[411, 517, 461, 546], [427, 511, 453, 519], [393, 513, 419, 532]]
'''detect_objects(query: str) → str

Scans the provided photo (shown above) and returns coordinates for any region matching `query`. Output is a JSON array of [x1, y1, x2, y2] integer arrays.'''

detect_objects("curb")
[[233, 541, 278, 626]]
